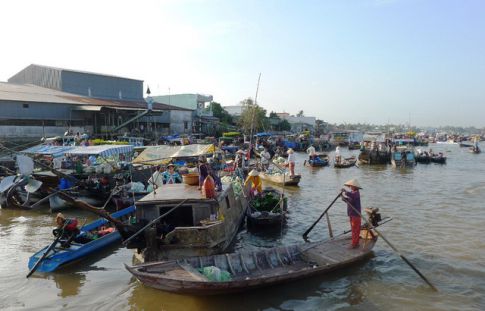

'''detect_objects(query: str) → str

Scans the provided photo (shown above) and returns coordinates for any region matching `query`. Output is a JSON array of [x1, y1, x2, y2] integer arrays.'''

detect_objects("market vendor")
[[244, 169, 263, 197], [162, 163, 182, 184], [54, 213, 80, 248]]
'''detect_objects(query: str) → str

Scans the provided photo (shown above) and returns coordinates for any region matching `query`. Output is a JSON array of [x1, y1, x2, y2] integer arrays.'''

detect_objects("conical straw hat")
[[248, 169, 260, 176], [344, 178, 362, 189]]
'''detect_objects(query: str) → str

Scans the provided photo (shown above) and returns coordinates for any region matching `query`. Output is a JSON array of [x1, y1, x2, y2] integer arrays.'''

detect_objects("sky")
[[0, 0, 484, 127]]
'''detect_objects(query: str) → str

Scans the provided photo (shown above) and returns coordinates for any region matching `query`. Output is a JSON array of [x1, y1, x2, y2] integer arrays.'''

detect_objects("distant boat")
[[391, 148, 416, 167], [28, 205, 135, 273], [334, 156, 357, 168], [260, 172, 301, 186]]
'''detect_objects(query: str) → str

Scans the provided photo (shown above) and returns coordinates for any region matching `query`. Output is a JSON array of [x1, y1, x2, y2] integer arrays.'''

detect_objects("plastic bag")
[[199, 266, 232, 282]]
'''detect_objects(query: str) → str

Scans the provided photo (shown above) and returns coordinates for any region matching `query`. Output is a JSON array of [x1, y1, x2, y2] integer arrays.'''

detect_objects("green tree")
[[208, 102, 233, 125], [277, 119, 292, 131], [239, 98, 268, 134], [297, 110, 304, 117]]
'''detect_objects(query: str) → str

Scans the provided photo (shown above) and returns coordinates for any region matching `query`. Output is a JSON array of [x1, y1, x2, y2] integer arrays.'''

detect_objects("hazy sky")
[[1, 0, 484, 127]]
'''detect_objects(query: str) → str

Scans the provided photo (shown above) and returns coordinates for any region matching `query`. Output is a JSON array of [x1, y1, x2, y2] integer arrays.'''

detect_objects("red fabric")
[[350, 216, 361, 247], [203, 176, 216, 199], [65, 219, 78, 231]]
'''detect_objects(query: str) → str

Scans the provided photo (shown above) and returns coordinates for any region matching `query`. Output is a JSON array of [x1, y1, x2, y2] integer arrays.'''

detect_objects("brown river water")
[[1, 143, 484, 311]]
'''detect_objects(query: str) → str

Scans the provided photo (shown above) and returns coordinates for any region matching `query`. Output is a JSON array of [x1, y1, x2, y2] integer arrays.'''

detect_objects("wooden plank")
[[177, 263, 209, 281], [225, 254, 236, 275], [240, 253, 249, 273]]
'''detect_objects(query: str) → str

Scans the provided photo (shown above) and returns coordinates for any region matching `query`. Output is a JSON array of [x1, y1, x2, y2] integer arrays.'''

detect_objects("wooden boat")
[[246, 188, 287, 227], [415, 154, 431, 164], [334, 156, 357, 168], [259, 172, 301, 186], [306, 154, 329, 167], [430, 154, 447, 164], [347, 141, 361, 150], [28, 205, 135, 273], [125, 234, 377, 295], [469, 146, 481, 154], [391, 148, 416, 167], [357, 149, 390, 165], [122, 182, 248, 262]]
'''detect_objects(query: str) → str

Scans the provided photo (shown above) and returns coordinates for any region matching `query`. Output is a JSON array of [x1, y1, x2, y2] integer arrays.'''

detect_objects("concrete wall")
[[169, 110, 193, 134], [0, 100, 81, 121], [0, 126, 89, 139]]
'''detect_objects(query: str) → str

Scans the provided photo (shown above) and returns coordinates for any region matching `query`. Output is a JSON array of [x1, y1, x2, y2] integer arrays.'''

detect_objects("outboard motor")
[[364, 207, 382, 227]]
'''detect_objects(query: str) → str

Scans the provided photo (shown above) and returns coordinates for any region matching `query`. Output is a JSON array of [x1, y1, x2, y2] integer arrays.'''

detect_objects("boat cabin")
[[129, 182, 248, 262]]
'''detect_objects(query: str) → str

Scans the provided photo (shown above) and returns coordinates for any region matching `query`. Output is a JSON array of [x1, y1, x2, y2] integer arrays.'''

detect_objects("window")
[[184, 121, 188, 130], [22, 103, 29, 108]]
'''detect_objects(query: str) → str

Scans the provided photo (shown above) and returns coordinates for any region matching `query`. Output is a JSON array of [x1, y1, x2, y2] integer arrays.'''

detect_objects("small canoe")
[[430, 155, 447, 164], [260, 172, 301, 186], [126, 235, 377, 295], [306, 154, 329, 167], [334, 156, 356, 168], [28, 205, 135, 273]]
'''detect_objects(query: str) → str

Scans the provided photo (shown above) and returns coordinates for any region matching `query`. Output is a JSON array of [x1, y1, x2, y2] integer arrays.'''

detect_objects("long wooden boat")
[[28, 205, 135, 273], [125, 234, 377, 295], [259, 172, 301, 186]]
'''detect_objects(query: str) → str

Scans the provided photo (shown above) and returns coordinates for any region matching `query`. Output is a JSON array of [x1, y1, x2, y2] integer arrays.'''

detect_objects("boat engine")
[[364, 207, 381, 227]]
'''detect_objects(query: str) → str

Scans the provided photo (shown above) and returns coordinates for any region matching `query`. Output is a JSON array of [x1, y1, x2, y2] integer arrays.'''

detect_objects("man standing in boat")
[[341, 179, 362, 249]]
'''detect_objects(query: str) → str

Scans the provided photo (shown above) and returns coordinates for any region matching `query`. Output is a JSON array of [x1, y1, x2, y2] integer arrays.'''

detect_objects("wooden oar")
[[343, 198, 438, 291], [26, 224, 67, 278], [302, 192, 342, 240]]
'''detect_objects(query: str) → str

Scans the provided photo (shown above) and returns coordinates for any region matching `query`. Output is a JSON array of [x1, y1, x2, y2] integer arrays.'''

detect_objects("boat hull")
[[126, 235, 376, 295], [28, 205, 135, 273], [260, 173, 301, 186]]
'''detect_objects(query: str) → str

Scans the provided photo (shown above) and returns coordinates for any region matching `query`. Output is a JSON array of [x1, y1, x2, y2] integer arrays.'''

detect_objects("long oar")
[[26, 224, 66, 278], [302, 192, 342, 240], [343, 198, 438, 291], [122, 198, 189, 245]]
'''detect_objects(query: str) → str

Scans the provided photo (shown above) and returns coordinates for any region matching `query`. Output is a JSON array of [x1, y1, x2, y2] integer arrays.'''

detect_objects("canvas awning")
[[133, 144, 215, 164], [21, 145, 76, 158], [66, 145, 133, 157]]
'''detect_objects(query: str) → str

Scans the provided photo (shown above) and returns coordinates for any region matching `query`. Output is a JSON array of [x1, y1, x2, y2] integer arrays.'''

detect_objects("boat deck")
[[137, 183, 230, 203]]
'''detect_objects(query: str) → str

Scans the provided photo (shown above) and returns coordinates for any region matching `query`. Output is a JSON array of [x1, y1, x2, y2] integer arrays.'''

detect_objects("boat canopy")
[[21, 145, 76, 158], [65, 145, 133, 157], [363, 134, 386, 142], [133, 144, 215, 164]]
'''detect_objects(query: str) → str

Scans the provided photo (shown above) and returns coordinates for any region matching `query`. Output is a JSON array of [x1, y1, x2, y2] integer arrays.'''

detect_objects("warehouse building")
[[0, 64, 193, 141]]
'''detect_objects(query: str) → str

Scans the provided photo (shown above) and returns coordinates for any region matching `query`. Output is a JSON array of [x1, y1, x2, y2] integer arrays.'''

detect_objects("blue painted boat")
[[28, 205, 135, 273]]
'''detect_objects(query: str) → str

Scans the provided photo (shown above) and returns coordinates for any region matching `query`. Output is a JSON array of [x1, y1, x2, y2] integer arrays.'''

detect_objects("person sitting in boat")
[[244, 169, 263, 197], [198, 156, 209, 190], [162, 163, 182, 184], [286, 148, 296, 178], [306, 144, 316, 161], [54, 213, 80, 248], [341, 179, 362, 249]]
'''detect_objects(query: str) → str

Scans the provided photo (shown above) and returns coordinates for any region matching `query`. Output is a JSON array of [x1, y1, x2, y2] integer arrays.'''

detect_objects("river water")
[[1, 143, 484, 311]]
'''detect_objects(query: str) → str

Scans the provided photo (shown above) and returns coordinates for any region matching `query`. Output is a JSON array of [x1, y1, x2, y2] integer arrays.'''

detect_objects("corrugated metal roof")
[[14, 64, 144, 82], [0, 82, 193, 111]]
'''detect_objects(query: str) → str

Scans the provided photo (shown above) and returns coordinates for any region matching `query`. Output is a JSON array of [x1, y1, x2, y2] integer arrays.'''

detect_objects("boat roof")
[[65, 145, 133, 157], [137, 183, 229, 204], [133, 144, 215, 165], [21, 145, 76, 157]]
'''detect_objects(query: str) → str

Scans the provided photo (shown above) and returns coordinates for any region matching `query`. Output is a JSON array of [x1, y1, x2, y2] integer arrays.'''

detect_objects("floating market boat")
[[334, 156, 357, 168], [430, 153, 447, 164], [259, 171, 301, 186], [246, 188, 287, 227], [28, 205, 135, 273], [305, 154, 329, 167], [391, 148, 416, 168], [125, 233, 377, 295], [121, 182, 248, 262], [415, 151, 431, 164]]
